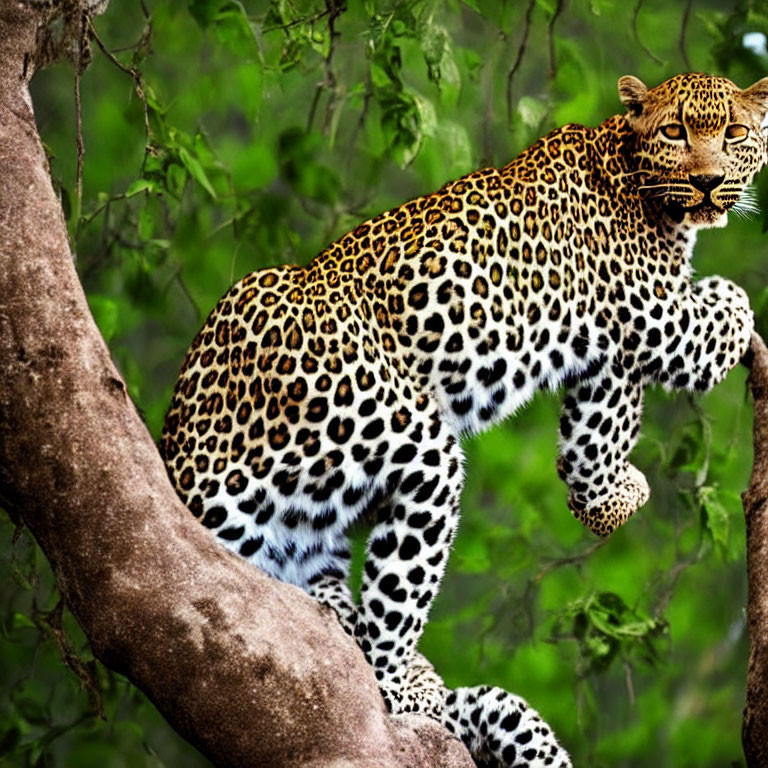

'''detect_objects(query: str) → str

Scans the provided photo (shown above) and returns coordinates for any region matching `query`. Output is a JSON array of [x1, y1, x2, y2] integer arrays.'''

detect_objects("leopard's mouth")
[[665, 197, 728, 228], [682, 198, 725, 214], [669, 183, 749, 222], [638, 177, 742, 223]]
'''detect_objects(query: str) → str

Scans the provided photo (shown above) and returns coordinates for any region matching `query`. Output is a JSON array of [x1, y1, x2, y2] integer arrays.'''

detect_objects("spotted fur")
[[161, 73, 765, 766]]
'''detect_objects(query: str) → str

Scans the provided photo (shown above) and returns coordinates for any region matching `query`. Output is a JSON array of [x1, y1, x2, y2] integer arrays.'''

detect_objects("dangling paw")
[[568, 462, 650, 536]]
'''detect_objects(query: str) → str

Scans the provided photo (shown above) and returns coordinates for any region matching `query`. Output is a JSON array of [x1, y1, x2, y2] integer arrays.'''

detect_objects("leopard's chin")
[[666, 201, 728, 229], [685, 203, 728, 229]]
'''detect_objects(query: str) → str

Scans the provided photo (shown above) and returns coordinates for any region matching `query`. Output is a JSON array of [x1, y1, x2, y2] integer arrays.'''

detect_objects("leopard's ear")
[[618, 75, 648, 116], [742, 76, 768, 114]]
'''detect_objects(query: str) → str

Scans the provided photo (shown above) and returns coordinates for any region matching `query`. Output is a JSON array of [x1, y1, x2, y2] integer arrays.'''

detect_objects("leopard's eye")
[[660, 123, 687, 141], [725, 123, 749, 142]]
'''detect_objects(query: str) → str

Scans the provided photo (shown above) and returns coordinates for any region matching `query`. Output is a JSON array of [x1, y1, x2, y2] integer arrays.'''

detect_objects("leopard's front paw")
[[378, 654, 447, 718], [402, 653, 446, 718], [568, 463, 650, 537]]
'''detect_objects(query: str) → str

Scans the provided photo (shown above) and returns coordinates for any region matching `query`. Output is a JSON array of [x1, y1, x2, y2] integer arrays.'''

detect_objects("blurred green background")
[[2, 0, 768, 765]]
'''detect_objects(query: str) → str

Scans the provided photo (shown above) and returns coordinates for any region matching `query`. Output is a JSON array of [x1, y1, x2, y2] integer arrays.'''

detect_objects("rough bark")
[[743, 331, 768, 767], [0, 5, 474, 767]]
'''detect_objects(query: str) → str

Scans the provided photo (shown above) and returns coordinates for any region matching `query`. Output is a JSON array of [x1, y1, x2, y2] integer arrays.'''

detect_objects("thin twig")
[[88, 17, 150, 138], [306, 0, 345, 135], [262, 8, 331, 34], [73, 9, 86, 238], [348, 79, 372, 153], [547, 0, 566, 79], [632, 0, 664, 66], [306, 84, 324, 135], [506, 0, 536, 129], [623, 658, 636, 708], [652, 557, 696, 617], [79, 192, 126, 227], [34, 600, 105, 719], [109, 40, 147, 54], [678, 0, 693, 71], [535, 538, 607, 580]]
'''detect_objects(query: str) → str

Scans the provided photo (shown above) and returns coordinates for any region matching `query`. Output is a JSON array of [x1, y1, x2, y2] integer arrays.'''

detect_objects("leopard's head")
[[618, 72, 768, 228]]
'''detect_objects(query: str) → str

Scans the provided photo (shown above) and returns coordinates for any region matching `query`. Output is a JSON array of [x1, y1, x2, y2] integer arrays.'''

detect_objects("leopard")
[[160, 72, 766, 767]]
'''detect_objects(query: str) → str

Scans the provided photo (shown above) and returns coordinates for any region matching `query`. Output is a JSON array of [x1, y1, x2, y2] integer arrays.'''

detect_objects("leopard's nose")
[[689, 174, 725, 193]]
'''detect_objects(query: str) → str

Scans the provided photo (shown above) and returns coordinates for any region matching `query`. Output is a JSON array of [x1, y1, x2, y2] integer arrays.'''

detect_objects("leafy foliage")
[[2, 0, 768, 766]]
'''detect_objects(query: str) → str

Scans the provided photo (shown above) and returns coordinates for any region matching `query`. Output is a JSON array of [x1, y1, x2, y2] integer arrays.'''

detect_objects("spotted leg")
[[557, 359, 648, 537], [442, 686, 572, 768], [655, 276, 753, 392], [309, 573, 447, 716], [310, 571, 572, 766], [310, 576, 570, 766], [355, 423, 464, 714]]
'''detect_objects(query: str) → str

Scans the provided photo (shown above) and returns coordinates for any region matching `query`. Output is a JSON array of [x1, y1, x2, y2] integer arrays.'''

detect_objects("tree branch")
[[505, 0, 535, 129], [631, 0, 664, 66], [678, 0, 693, 71], [742, 331, 768, 767], [0, 5, 473, 767]]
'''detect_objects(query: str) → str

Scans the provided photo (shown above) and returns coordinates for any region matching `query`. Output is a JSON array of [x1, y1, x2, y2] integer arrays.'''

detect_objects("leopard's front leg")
[[557, 360, 648, 537], [652, 276, 753, 392]]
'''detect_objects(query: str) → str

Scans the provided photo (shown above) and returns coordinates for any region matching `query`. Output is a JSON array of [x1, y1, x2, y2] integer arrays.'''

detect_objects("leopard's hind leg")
[[442, 685, 572, 768], [311, 575, 571, 767], [309, 574, 447, 717]]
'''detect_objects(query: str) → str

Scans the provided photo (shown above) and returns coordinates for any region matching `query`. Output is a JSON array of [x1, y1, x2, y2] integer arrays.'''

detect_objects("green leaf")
[[189, 0, 258, 56], [138, 202, 156, 241], [125, 178, 157, 197], [370, 61, 393, 89], [414, 93, 437, 137], [142, 81, 165, 114], [420, 22, 449, 81], [213, 1, 258, 57], [166, 163, 187, 198], [517, 95, 548, 130], [178, 148, 216, 198], [437, 53, 461, 107], [11, 612, 36, 630], [699, 486, 730, 553]]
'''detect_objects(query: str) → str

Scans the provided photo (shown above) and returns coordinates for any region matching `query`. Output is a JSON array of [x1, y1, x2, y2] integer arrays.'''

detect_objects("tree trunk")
[[743, 332, 768, 767], [0, 4, 473, 767]]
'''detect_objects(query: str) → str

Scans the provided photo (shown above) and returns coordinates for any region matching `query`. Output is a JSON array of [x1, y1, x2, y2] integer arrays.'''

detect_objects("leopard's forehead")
[[647, 73, 740, 133]]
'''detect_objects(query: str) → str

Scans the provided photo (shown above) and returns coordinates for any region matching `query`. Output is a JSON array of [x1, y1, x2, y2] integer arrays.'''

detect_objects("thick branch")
[[743, 331, 768, 767], [0, 6, 472, 767]]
